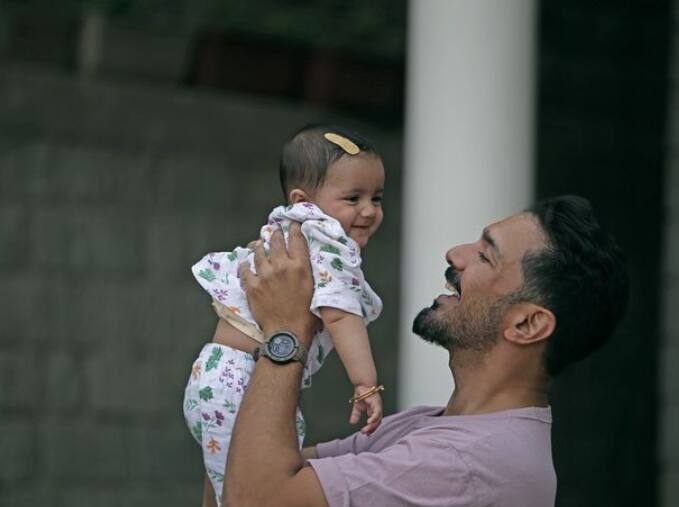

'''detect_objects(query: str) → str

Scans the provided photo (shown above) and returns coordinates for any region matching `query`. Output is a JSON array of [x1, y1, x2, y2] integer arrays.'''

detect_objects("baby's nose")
[[361, 204, 377, 217]]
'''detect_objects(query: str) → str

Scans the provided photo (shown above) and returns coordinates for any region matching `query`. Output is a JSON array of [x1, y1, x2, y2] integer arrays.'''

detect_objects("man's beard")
[[412, 295, 508, 353]]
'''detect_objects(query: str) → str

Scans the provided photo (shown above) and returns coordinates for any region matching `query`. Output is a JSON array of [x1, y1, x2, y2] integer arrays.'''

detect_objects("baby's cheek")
[[374, 212, 385, 230]]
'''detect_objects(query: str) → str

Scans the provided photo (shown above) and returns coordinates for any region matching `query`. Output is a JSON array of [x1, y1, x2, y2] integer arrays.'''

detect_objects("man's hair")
[[519, 195, 629, 377], [279, 123, 380, 203]]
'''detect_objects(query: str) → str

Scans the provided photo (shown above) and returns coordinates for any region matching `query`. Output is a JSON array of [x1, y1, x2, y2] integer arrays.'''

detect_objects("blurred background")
[[0, 1, 676, 506]]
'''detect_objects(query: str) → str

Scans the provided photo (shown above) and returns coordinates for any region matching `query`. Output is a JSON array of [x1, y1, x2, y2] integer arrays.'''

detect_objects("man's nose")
[[446, 244, 469, 270]]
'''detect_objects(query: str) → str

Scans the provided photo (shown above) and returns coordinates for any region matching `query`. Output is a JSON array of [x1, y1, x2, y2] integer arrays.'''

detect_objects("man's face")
[[412, 213, 546, 352]]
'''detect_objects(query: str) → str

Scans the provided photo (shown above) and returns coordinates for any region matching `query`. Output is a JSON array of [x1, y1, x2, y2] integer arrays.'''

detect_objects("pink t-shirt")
[[309, 405, 556, 507]]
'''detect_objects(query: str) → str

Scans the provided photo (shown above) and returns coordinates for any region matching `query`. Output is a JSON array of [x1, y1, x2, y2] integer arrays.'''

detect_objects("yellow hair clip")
[[324, 132, 360, 155]]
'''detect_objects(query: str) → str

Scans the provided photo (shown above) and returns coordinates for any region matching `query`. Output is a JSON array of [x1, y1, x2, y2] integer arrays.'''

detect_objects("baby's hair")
[[279, 123, 380, 203]]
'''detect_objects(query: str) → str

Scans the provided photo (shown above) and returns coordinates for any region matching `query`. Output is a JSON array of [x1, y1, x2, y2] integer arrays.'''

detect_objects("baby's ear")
[[289, 188, 311, 204]]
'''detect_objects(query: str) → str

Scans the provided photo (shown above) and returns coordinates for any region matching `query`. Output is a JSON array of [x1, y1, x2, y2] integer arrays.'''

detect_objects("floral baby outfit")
[[183, 202, 382, 506], [183, 343, 305, 506]]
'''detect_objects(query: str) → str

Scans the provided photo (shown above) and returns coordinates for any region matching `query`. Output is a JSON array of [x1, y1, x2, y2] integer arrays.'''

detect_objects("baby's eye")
[[372, 196, 383, 205], [345, 195, 360, 203]]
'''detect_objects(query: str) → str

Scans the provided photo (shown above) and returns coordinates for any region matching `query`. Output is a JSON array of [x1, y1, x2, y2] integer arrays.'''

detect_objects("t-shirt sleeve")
[[301, 218, 382, 323], [316, 431, 371, 458], [315, 406, 443, 459], [309, 437, 474, 507]]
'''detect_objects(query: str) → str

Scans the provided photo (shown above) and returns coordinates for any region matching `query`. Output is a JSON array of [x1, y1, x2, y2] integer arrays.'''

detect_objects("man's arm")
[[224, 223, 329, 507], [302, 446, 319, 460]]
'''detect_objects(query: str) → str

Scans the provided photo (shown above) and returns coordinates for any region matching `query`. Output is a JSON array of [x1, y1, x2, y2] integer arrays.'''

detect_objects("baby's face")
[[312, 153, 385, 248]]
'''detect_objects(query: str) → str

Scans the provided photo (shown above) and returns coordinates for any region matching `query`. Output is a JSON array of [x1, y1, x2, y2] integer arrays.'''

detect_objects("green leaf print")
[[316, 343, 324, 364], [227, 251, 238, 262], [199, 386, 214, 401], [296, 417, 306, 438], [208, 469, 225, 482], [337, 236, 348, 245], [192, 421, 202, 441], [198, 269, 216, 282], [330, 258, 344, 271], [320, 244, 341, 255], [206, 347, 224, 372]]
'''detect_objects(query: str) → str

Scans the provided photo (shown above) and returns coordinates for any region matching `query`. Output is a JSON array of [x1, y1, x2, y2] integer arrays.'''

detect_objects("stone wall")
[[0, 63, 402, 506]]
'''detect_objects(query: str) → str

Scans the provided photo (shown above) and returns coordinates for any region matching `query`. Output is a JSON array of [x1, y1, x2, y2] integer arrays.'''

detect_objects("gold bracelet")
[[349, 385, 384, 405]]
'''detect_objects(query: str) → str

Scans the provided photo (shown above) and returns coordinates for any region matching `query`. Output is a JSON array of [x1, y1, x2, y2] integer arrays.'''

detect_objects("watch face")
[[268, 334, 296, 360]]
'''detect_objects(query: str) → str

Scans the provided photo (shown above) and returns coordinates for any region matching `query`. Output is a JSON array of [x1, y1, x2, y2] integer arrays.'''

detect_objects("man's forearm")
[[224, 357, 305, 506], [228, 224, 328, 507]]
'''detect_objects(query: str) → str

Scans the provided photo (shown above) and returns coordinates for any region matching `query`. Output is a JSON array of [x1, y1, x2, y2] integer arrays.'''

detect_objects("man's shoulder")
[[388, 406, 556, 504], [383, 405, 553, 456]]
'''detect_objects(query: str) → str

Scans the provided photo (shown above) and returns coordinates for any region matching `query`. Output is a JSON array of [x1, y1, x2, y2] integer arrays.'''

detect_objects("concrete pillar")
[[399, 0, 537, 407]]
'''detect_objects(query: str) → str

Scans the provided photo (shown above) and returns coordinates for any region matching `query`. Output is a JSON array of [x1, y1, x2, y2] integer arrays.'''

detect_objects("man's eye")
[[478, 252, 490, 263]]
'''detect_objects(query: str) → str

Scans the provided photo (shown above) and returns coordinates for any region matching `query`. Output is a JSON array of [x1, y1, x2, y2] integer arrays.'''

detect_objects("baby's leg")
[[202, 474, 218, 507], [212, 318, 260, 355], [197, 346, 254, 506]]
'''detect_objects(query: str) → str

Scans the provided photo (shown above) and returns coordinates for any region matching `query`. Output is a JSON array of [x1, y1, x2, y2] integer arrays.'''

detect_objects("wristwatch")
[[253, 330, 308, 365]]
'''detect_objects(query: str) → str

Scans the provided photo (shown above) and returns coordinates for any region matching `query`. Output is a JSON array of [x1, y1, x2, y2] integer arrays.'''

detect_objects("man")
[[223, 195, 629, 507]]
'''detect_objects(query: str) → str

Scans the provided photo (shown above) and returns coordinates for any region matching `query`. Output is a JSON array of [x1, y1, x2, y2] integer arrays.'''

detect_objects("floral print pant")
[[183, 343, 306, 506]]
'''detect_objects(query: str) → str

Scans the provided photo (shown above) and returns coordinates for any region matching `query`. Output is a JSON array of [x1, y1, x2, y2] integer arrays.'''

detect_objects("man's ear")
[[503, 303, 555, 345], [289, 188, 311, 204]]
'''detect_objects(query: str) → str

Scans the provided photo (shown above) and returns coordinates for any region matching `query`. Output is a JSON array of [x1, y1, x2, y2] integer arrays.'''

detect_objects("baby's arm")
[[319, 307, 382, 434]]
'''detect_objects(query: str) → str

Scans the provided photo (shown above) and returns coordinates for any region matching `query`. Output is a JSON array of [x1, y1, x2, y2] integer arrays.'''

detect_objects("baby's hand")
[[350, 385, 383, 435]]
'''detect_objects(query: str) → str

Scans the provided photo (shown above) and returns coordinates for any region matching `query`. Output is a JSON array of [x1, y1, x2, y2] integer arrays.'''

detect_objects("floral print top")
[[191, 202, 383, 387]]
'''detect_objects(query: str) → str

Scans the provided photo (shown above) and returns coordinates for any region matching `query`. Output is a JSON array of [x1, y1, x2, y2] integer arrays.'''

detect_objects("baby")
[[183, 124, 386, 506]]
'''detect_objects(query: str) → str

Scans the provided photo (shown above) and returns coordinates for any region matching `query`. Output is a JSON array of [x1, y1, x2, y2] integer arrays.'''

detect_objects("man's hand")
[[239, 222, 317, 345]]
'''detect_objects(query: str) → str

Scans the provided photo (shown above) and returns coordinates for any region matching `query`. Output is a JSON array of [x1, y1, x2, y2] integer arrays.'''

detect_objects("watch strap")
[[290, 340, 308, 365]]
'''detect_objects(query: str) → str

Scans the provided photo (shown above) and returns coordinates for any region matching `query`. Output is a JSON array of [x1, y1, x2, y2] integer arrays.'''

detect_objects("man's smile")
[[444, 267, 461, 300]]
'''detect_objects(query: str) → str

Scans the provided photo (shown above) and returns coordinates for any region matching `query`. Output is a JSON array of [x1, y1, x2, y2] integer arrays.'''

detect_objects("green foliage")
[[202, 0, 406, 60], [4, 0, 127, 12], [4, 0, 406, 60]]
